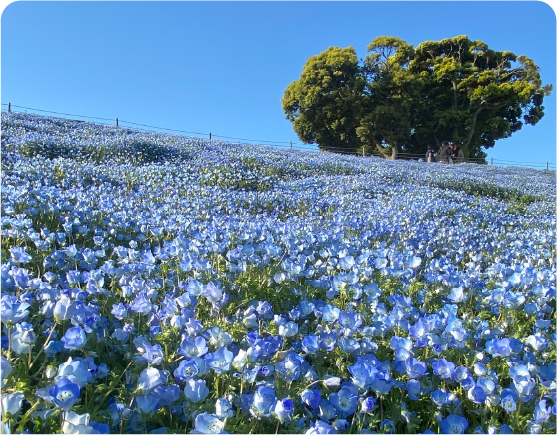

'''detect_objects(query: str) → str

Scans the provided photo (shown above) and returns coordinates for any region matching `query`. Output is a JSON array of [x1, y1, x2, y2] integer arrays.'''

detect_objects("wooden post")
[[547, 162, 549, 171], [8, 102, 11, 113], [491, 157, 493, 166], [209, 133, 212, 141], [290, 141, 292, 149], [362, 148, 365, 157], [116, 118, 119, 127]]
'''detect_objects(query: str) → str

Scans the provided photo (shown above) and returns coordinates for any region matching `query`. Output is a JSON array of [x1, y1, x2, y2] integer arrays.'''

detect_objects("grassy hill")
[[1, 111, 556, 434]]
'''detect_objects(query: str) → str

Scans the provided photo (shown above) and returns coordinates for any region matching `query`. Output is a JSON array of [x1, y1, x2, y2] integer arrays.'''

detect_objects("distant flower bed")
[[1, 112, 555, 434]]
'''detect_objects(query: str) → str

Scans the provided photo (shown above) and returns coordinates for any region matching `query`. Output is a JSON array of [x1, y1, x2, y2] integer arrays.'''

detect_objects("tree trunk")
[[375, 143, 391, 158], [390, 145, 398, 160]]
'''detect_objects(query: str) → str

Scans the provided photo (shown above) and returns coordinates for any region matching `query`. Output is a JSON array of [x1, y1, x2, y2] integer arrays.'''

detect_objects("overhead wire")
[[2, 104, 554, 170]]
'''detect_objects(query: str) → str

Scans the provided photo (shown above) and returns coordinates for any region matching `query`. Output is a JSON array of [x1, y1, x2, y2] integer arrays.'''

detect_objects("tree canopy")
[[282, 36, 552, 160]]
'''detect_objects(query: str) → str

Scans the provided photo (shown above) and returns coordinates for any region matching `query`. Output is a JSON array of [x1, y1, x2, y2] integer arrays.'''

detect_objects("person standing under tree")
[[425, 145, 436, 163], [452, 144, 464, 163], [436, 141, 450, 163]]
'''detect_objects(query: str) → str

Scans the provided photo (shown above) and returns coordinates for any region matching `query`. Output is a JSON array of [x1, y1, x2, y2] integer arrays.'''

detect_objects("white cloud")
[[541, 0, 557, 17], [0, 0, 15, 17]]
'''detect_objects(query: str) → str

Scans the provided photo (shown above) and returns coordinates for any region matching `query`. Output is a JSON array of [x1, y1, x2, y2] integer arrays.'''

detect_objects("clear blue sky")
[[2, 1, 555, 167]]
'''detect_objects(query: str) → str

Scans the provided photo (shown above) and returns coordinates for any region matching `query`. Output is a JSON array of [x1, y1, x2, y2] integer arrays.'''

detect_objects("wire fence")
[[2, 102, 555, 171]]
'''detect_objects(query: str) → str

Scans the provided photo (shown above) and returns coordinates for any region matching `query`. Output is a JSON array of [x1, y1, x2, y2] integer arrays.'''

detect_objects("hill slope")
[[1, 112, 556, 434]]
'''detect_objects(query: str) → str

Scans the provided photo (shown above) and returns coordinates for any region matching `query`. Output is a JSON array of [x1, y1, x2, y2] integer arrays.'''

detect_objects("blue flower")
[[0, 295, 30, 325], [184, 379, 209, 403], [61, 326, 87, 350], [272, 398, 294, 422], [467, 385, 486, 404], [300, 388, 321, 409], [405, 357, 428, 378], [485, 338, 512, 357], [439, 414, 469, 434], [329, 382, 358, 418], [205, 346, 234, 374], [49, 378, 81, 410], [432, 358, 455, 379], [301, 335, 320, 354], [305, 420, 337, 434], [251, 385, 276, 417], [360, 396, 376, 413], [173, 359, 199, 382], [193, 413, 225, 434]]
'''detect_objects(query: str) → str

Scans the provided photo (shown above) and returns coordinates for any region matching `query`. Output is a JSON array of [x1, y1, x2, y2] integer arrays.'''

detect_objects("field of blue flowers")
[[1, 111, 555, 434]]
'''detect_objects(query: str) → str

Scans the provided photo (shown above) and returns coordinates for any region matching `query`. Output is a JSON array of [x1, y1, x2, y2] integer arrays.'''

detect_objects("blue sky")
[[2, 1, 555, 167]]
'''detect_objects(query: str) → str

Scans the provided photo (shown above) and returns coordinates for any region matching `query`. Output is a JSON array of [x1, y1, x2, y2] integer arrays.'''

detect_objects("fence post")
[[209, 133, 211, 141], [290, 141, 292, 149], [362, 148, 365, 157], [547, 162, 549, 171], [491, 157, 493, 166], [116, 118, 119, 127], [8, 102, 11, 113]]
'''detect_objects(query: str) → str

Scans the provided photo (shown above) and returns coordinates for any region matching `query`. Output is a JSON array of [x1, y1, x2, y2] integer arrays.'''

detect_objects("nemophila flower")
[[405, 357, 428, 378], [498, 424, 513, 434], [111, 303, 128, 320], [0, 357, 12, 388], [251, 385, 276, 417], [1, 392, 25, 416], [61, 326, 87, 350], [432, 358, 455, 379], [315, 397, 336, 421], [272, 397, 294, 422], [439, 414, 469, 434], [215, 398, 234, 419], [500, 389, 518, 413], [138, 367, 166, 392], [348, 361, 373, 389], [173, 359, 199, 382], [510, 364, 536, 397], [360, 396, 376, 413], [406, 379, 422, 400], [319, 304, 340, 323], [184, 379, 209, 403], [8, 321, 35, 355], [338, 311, 362, 336], [49, 377, 81, 410], [1, 295, 30, 325], [301, 335, 320, 354], [467, 385, 487, 404], [56, 357, 93, 387], [193, 413, 225, 434], [279, 321, 299, 337], [152, 384, 181, 407], [380, 419, 396, 434], [431, 389, 450, 407], [533, 399, 551, 424], [306, 420, 337, 434], [300, 389, 321, 409], [61, 410, 92, 434], [136, 394, 160, 414], [206, 346, 234, 374], [130, 293, 153, 314], [204, 326, 233, 348], [485, 338, 512, 357], [53, 295, 77, 322], [319, 331, 337, 351], [177, 335, 208, 358], [329, 382, 358, 418]]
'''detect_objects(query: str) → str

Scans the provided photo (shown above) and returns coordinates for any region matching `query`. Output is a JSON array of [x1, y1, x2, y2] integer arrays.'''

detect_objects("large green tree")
[[282, 36, 552, 160]]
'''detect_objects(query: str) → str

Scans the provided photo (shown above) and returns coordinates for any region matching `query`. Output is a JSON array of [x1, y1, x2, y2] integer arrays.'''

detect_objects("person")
[[436, 141, 450, 163], [425, 145, 436, 163], [452, 144, 464, 163]]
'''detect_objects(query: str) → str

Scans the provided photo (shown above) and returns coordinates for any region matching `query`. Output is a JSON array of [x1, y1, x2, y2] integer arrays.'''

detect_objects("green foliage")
[[283, 35, 552, 159], [282, 46, 365, 153]]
